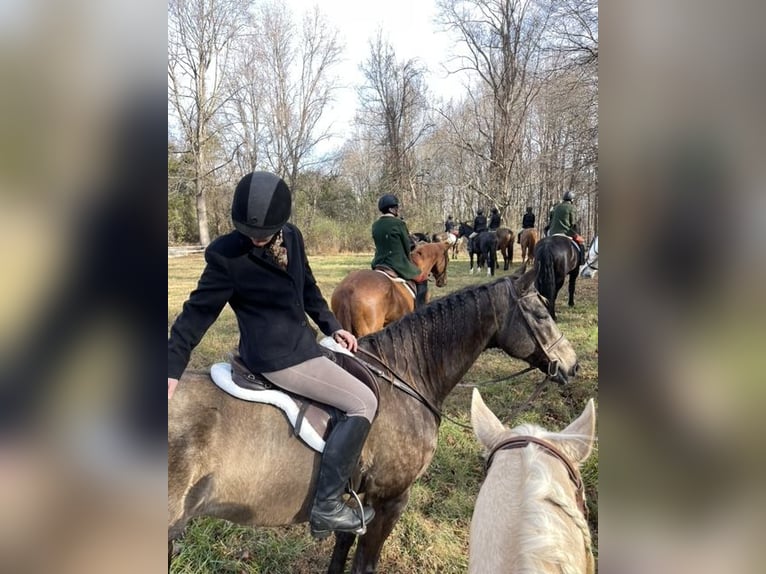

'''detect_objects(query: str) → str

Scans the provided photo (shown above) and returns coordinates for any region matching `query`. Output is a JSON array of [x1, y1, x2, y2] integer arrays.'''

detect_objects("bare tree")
[[358, 32, 431, 204], [250, 3, 343, 190], [551, 0, 598, 67], [168, 0, 250, 245], [437, 0, 556, 221]]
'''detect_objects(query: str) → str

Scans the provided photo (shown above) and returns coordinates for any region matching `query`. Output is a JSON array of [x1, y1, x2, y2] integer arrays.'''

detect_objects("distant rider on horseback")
[[518, 206, 535, 243], [548, 190, 585, 265], [488, 207, 501, 231], [372, 194, 429, 308]]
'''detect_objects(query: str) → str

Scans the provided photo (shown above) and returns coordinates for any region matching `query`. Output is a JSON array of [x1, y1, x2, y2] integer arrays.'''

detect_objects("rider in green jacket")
[[371, 194, 428, 308], [548, 190, 585, 265]]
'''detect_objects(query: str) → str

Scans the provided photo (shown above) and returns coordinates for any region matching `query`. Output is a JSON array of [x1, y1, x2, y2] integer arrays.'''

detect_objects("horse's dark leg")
[[327, 532, 357, 574], [349, 492, 410, 574], [568, 269, 578, 307], [552, 279, 566, 321]]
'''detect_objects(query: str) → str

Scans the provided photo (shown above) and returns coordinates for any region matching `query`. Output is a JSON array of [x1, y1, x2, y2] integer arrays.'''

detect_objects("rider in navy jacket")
[[167, 224, 341, 379], [168, 172, 377, 538]]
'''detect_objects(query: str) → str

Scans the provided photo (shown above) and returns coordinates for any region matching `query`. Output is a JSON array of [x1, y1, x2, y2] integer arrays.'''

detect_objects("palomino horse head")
[[411, 242, 450, 287], [469, 389, 596, 574]]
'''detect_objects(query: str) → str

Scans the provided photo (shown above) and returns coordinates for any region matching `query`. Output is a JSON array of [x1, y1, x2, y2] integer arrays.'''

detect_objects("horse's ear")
[[471, 389, 506, 452], [556, 398, 597, 464], [513, 267, 536, 294]]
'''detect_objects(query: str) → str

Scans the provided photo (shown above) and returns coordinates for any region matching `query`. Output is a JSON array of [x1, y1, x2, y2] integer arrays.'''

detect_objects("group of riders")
[[168, 171, 588, 541], [442, 189, 585, 263]]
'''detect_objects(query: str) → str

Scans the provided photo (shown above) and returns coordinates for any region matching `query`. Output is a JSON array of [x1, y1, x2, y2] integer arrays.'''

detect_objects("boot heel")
[[310, 526, 331, 540]]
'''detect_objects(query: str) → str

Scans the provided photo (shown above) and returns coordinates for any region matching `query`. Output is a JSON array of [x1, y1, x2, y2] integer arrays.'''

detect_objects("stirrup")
[[309, 488, 372, 539]]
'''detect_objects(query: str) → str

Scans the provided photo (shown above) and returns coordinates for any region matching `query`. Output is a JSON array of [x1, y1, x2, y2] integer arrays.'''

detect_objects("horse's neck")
[[368, 282, 507, 408]]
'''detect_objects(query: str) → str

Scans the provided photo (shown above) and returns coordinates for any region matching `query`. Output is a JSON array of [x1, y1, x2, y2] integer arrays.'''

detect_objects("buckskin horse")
[[469, 389, 596, 573], [168, 269, 579, 574], [533, 234, 581, 321], [330, 241, 450, 337]]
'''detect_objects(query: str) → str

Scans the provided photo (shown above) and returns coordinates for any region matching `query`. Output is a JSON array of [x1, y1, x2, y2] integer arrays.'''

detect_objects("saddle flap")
[[211, 360, 337, 453]]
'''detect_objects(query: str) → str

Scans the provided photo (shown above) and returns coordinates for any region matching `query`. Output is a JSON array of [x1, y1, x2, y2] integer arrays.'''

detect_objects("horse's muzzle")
[[549, 361, 578, 385]]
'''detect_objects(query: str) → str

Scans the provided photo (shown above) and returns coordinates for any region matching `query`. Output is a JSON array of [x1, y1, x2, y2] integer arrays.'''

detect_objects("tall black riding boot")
[[415, 281, 428, 308], [310, 416, 375, 538]]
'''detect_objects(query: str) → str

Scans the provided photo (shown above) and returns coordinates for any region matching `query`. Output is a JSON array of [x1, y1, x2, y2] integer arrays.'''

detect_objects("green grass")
[[169, 248, 598, 573]]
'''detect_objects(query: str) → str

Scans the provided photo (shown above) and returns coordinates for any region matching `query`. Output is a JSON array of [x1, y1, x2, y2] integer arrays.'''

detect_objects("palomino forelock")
[[488, 424, 593, 574]]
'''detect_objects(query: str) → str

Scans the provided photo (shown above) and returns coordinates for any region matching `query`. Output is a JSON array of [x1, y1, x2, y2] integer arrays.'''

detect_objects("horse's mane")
[[361, 278, 511, 403], [490, 424, 594, 574]]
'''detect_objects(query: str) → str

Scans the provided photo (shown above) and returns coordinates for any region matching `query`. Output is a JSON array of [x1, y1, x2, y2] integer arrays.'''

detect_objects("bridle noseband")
[[485, 435, 588, 519], [507, 280, 565, 380]]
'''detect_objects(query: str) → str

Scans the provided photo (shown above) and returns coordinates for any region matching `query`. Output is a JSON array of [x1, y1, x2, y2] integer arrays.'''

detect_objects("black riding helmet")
[[491, 207, 498, 214], [563, 190, 574, 201], [477, 209, 484, 215], [232, 172, 292, 239], [378, 193, 399, 213]]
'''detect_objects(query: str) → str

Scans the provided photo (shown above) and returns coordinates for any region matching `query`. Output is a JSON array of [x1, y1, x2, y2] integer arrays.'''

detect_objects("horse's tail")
[[535, 245, 556, 314]]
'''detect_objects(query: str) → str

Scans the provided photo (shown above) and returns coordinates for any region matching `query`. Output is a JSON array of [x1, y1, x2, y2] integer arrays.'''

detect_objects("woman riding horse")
[[167, 171, 376, 537]]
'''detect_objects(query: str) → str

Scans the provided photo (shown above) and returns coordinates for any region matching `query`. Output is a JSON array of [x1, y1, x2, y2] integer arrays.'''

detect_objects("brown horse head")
[[411, 242, 450, 287]]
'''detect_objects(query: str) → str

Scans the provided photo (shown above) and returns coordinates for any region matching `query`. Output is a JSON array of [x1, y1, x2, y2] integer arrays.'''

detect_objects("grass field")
[[169, 249, 598, 573]]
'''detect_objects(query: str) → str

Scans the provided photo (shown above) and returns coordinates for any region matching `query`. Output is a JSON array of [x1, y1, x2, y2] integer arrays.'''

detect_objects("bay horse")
[[494, 227, 514, 271], [469, 389, 596, 573], [168, 270, 579, 574], [533, 235, 581, 320], [330, 241, 450, 337], [519, 228, 539, 265], [580, 235, 598, 278]]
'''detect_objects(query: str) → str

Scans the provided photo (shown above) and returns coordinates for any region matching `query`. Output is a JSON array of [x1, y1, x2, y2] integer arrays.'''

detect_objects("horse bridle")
[[485, 435, 588, 519], [507, 279, 565, 380]]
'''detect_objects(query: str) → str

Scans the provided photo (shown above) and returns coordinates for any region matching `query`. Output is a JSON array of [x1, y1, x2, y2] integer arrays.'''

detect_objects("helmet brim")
[[234, 220, 283, 240]]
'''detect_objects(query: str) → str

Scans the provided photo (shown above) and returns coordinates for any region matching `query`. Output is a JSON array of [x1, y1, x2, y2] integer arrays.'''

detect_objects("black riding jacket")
[[522, 212, 535, 228], [168, 225, 342, 379], [473, 215, 488, 233], [489, 213, 501, 230]]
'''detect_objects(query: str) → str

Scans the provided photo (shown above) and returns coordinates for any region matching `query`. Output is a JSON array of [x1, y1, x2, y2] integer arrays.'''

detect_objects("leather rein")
[[353, 277, 565, 426], [486, 435, 588, 519]]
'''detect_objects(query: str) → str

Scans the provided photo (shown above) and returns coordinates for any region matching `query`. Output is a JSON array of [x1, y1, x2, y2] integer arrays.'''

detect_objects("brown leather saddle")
[[229, 349, 381, 443]]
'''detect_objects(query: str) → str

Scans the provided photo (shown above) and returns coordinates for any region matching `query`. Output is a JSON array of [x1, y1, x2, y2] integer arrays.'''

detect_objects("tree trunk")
[[196, 184, 210, 246]]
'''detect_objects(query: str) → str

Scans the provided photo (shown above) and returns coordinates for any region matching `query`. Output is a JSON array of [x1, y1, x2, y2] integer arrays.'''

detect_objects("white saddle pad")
[[208, 338, 355, 454], [210, 362, 326, 453]]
